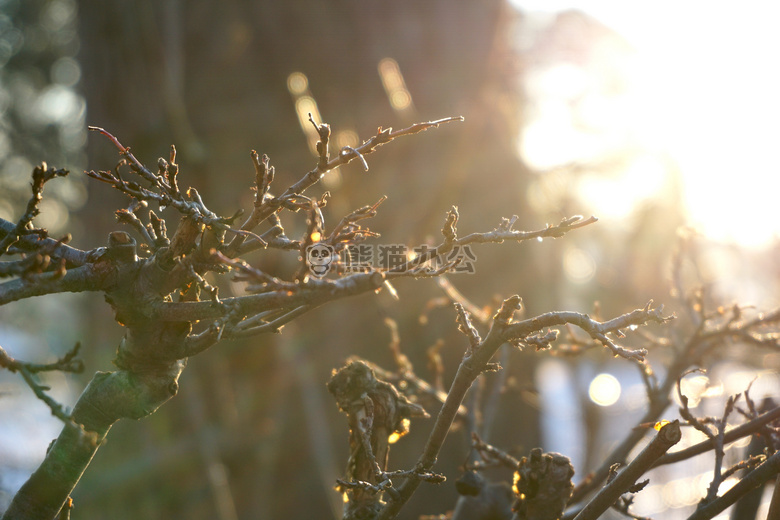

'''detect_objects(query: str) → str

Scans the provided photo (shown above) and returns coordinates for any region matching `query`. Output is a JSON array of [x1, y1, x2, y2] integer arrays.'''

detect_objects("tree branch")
[[376, 298, 669, 520], [652, 405, 780, 467], [686, 450, 780, 520], [0, 218, 90, 267], [1, 361, 185, 520], [572, 421, 681, 520], [0, 261, 120, 305], [0, 343, 84, 423], [0, 163, 69, 257], [225, 116, 464, 255], [156, 270, 385, 324], [387, 214, 599, 277]]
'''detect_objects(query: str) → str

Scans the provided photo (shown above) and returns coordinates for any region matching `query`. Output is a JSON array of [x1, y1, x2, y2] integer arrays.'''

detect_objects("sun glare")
[[513, 1, 780, 248], [588, 373, 621, 407]]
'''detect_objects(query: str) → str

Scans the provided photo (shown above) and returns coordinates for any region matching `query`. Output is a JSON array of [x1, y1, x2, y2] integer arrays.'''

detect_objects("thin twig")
[[0, 343, 83, 424], [0, 163, 69, 256], [471, 432, 520, 469], [376, 298, 669, 520], [653, 405, 780, 467], [387, 215, 599, 277], [686, 450, 780, 520], [572, 421, 681, 520], [226, 116, 464, 254]]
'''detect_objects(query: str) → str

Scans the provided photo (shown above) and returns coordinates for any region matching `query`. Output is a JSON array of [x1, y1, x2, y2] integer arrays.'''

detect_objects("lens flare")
[[588, 373, 621, 407]]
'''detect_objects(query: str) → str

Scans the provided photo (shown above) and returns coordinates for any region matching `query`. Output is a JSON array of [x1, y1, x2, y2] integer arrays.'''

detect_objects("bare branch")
[[653, 405, 780, 467], [686, 450, 780, 520], [88, 126, 167, 188], [228, 305, 313, 338], [573, 421, 681, 520], [0, 163, 69, 257], [454, 303, 482, 355], [226, 116, 464, 254], [471, 432, 520, 470], [0, 342, 83, 424], [501, 301, 672, 362], [0, 261, 118, 305], [377, 297, 669, 520], [0, 218, 89, 266], [387, 214, 599, 277]]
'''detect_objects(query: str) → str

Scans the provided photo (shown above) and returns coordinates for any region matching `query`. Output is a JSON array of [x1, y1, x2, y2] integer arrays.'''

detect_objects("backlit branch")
[[377, 298, 671, 520], [2, 113, 621, 520], [0, 163, 69, 257], [387, 213, 599, 278], [0, 219, 89, 267], [653, 405, 780, 467], [0, 342, 84, 424], [686, 450, 780, 520], [572, 421, 682, 520], [225, 116, 464, 255]]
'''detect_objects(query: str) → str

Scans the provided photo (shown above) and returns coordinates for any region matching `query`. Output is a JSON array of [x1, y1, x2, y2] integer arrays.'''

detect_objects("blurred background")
[[0, 1, 778, 518]]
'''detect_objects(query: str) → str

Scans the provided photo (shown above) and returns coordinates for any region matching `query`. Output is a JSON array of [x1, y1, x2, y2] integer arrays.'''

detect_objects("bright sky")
[[512, 0, 780, 247]]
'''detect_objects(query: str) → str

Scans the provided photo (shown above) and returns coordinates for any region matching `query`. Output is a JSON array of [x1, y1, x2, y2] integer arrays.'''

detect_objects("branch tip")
[[494, 295, 522, 325]]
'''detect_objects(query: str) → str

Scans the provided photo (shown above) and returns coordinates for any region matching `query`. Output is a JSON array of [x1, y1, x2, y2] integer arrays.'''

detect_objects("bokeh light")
[[562, 245, 596, 284], [588, 373, 621, 407], [288, 71, 324, 157], [378, 58, 414, 112], [286, 71, 308, 96]]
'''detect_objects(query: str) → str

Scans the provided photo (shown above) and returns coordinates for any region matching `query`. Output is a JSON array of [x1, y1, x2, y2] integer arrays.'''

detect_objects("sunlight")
[[513, 1, 780, 248], [588, 373, 620, 407]]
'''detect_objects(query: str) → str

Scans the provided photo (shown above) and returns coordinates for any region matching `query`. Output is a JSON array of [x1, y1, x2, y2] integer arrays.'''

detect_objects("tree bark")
[[2, 363, 184, 520]]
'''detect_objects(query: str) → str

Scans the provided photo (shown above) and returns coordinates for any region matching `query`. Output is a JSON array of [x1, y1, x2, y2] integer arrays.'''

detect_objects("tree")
[[1, 111, 778, 520], [1, 2, 779, 519]]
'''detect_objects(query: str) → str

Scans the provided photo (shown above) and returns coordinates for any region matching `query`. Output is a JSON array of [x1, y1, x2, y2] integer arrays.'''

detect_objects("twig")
[[325, 196, 385, 247], [502, 301, 672, 362], [0, 235, 70, 280], [88, 126, 166, 188], [0, 218, 88, 266], [653, 405, 780, 467], [87, 129, 265, 249], [572, 421, 681, 520], [382, 317, 412, 374], [455, 303, 482, 355], [226, 116, 464, 255], [115, 208, 156, 249], [677, 369, 718, 440], [471, 432, 520, 469], [342, 146, 369, 171], [212, 250, 297, 293], [0, 343, 83, 424], [0, 163, 69, 257], [376, 298, 669, 520], [435, 275, 490, 324], [228, 305, 312, 338], [686, 450, 780, 520], [702, 394, 740, 505], [387, 214, 599, 277]]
